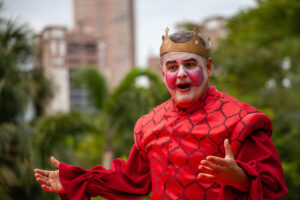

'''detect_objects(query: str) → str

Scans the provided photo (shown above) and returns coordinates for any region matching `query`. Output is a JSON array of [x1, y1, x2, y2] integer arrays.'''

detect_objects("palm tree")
[[72, 67, 169, 167], [32, 112, 100, 168], [0, 12, 32, 122], [0, 3, 54, 199]]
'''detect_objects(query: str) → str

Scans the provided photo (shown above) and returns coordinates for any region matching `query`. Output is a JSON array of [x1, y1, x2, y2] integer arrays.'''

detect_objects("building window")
[[67, 42, 81, 55], [52, 58, 64, 66], [84, 43, 97, 54], [68, 58, 81, 64], [50, 40, 57, 55], [59, 41, 66, 56], [87, 59, 97, 65], [69, 69, 94, 112]]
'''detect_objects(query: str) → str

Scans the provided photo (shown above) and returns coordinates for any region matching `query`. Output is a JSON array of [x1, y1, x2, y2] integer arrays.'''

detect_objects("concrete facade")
[[73, 0, 135, 89], [34, 26, 103, 113], [34, 0, 136, 114]]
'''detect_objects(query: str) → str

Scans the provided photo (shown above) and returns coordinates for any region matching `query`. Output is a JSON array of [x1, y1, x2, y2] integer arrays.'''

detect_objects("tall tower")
[[73, 0, 135, 89]]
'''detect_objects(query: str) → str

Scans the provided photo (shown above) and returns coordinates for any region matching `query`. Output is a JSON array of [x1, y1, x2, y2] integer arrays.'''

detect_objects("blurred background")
[[0, 0, 299, 199]]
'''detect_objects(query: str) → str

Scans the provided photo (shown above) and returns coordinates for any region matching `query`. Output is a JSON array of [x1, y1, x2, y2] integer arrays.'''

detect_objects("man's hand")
[[34, 156, 65, 193], [198, 139, 250, 192]]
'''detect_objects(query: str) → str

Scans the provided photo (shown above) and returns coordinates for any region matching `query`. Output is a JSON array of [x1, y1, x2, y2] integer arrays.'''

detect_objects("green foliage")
[[29, 68, 53, 118], [211, 0, 300, 199], [72, 68, 108, 110], [0, 2, 162, 199], [176, 21, 200, 31], [0, 17, 32, 122], [214, 0, 300, 95], [178, 0, 300, 198], [32, 112, 100, 168], [105, 68, 169, 156], [0, 4, 54, 199], [0, 123, 52, 200], [73, 67, 169, 159], [0, 4, 53, 122]]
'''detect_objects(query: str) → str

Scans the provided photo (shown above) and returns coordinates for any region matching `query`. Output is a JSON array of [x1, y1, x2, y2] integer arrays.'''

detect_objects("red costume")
[[58, 86, 287, 200]]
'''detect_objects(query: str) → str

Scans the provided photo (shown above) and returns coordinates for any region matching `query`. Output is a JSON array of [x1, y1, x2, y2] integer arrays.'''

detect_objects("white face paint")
[[161, 52, 211, 108]]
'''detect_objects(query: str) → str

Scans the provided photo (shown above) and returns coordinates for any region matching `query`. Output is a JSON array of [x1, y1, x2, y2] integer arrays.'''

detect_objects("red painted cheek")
[[186, 66, 204, 86], [166, 71, 178, 89]]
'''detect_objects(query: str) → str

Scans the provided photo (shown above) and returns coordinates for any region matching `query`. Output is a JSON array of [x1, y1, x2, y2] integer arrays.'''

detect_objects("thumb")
[[50, 156, 60, 168], [224, 139, 234, 159]]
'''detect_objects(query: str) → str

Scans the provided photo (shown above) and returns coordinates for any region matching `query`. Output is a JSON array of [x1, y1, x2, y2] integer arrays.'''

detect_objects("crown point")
[[160, 26, 210, 58], [207, 36, 211, 49], [193, 27, 199, 35], [165, 27, 169, 37]]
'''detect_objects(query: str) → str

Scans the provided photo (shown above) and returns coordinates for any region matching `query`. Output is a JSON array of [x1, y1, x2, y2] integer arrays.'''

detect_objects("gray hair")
[[169, 30, 207, 47]]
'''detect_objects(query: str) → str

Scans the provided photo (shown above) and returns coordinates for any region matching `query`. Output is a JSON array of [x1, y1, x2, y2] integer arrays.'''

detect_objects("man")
[[35, 27, 288, 199]]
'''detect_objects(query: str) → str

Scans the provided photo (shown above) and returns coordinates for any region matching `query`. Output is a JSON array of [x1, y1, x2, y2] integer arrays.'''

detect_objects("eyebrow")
[[165, 60, 177, 66], [183, 58, 197, 63], [165, 58, 198, 66]]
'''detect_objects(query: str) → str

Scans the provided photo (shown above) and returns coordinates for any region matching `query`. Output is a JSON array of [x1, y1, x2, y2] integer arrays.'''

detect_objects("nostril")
[[177, 72, 187, 78]]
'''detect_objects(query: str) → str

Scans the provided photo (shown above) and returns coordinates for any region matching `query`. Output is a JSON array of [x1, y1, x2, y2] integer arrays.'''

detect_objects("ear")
[[206, 58, 213, 78]]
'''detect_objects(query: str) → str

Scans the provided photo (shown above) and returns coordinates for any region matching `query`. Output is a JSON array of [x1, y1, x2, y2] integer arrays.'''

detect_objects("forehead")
[[161, 52, 203, 65]]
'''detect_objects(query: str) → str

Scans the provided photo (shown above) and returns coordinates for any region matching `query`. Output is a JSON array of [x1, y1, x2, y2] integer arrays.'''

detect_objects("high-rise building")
[[34, 0, 135, 114], [34, 25, 104, 113], [34, 26, 70, 114], [73, 0, 135, 89]]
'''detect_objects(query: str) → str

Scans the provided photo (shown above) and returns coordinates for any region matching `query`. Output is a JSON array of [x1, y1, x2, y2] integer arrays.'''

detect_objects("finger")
[[206, 156, 227, 165], [50, 156, 60, 168], [34, 169, 50, 177], [36, 177, 51, 186], [224, 139, 234, 159], [201, 160, 223, 172], [41, 184, 54, 192], [199, 165, 218, 175], [35, 173, 47, 179], [198, 173, 217, 182]]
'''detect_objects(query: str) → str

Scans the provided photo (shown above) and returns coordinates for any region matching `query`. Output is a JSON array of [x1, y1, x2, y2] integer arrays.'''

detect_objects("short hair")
[[169, 30, 207, 47]]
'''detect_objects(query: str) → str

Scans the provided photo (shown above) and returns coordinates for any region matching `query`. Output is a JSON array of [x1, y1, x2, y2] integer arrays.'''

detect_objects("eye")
[[167, 65, 178, 72], [184, 63, 197, 69]]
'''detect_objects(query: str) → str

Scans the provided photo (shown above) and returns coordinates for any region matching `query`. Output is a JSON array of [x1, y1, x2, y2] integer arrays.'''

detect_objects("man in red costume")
[[35, 27, 288, 199]]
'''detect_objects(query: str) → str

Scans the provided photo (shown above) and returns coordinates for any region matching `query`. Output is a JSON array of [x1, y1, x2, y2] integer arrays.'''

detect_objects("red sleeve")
[[58, 144, 151, 200], [219, 130, 288, 200]]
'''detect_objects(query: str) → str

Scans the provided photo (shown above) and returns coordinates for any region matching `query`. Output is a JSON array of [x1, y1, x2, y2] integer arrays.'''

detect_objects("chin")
[[174, 98, 194, 108]]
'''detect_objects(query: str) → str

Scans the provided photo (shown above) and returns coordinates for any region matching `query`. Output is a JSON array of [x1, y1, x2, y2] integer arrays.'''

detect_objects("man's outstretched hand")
[[198, 139, 250, 192], [34, 156, 65, 193]]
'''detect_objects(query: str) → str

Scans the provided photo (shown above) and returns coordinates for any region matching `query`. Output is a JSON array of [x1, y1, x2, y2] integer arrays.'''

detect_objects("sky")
[[2, 0, 257, 67]]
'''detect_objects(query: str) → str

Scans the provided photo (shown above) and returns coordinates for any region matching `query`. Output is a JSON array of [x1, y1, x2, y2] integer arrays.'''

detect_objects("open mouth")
[[177, 83, 191, 90]]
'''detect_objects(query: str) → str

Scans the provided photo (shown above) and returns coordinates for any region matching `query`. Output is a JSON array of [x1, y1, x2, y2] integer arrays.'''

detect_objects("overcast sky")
[[2, 0, 256, 66]]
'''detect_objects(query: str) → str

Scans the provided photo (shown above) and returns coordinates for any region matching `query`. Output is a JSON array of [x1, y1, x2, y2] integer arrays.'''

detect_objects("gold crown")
[[160, 27, 210, 58]]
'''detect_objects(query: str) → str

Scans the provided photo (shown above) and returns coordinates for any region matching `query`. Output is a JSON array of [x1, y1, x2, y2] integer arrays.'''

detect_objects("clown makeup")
[[165, 58, 204, 90], [161, 52, 211, 108]]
